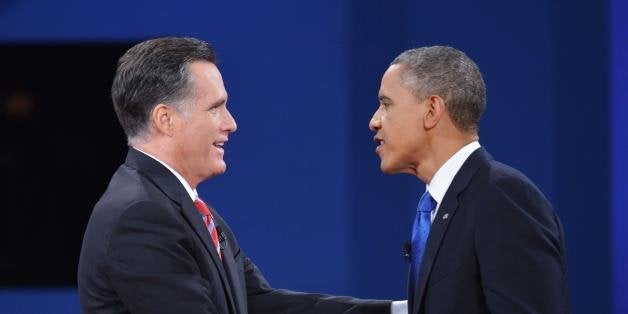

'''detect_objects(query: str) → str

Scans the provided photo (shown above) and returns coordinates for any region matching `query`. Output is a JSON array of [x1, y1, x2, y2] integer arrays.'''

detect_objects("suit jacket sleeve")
[[243, 253, 391, 314], [105, 200, 220, 313], [475, 175, 569, 313]]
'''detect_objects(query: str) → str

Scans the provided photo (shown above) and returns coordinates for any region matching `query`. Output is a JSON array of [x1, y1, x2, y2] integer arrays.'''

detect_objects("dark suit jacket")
[[78, 148, 390, 314], [409, 148, 569, 314]]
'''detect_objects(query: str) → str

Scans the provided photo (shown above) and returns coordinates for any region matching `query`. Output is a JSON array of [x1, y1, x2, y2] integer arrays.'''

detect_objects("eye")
[[207, 105, 221, 114], [207, 99, 227, 114]]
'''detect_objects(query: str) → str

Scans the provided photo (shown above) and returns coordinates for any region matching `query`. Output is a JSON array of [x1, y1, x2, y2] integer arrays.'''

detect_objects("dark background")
[[0, 0, 625, 313], [0, 45, 129, 285]]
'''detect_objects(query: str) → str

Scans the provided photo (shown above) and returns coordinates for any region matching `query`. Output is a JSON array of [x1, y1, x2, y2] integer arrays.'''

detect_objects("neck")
[[133, 141, 200, 189], [416, 132, 478, 184]]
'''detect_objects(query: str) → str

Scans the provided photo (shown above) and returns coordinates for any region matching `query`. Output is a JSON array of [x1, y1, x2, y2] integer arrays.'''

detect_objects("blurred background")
[[0, 0, 625, 313]]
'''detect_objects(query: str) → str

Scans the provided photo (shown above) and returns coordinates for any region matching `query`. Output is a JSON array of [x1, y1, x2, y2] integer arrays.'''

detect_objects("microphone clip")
[[216, 226, 227, 250], [403, 241, 412, 263]]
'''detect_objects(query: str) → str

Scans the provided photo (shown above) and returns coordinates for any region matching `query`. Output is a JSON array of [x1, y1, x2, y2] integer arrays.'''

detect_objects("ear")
[[150, 104, 178, 137], [424, 95, 446, 129]]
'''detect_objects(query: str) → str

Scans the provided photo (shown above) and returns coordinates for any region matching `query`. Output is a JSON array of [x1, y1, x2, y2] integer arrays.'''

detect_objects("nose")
[[369, 107, 381, 132], [224, 109, 237, 133]]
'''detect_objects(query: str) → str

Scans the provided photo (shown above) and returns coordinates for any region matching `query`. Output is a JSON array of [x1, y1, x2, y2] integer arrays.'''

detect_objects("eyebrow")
[[378, 95, 392, 102], [209, 98, 227, 108]]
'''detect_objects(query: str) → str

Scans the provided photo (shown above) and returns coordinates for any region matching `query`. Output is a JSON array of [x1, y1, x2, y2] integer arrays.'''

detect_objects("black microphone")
[[216, 226, 227, 250], [403, 241, 412, 263]]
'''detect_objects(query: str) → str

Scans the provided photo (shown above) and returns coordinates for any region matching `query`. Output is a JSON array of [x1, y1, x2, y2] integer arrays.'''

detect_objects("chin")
[[379, 161, 395, 174], [211, 165, 227, 176], [214, 161, 228, 174], [203, 162, 227, 179], [380, 159, 408, 175]]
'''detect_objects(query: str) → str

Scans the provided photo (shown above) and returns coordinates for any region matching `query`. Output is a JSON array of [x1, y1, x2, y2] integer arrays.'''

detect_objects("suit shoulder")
[[469, 159, 556, 221], [93, 165, 173, 216], [83, 165, 180, 250], [481, 160, 545, 196]]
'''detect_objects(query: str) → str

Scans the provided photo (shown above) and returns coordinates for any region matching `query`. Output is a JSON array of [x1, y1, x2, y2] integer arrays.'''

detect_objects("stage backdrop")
[[0, 0, 622, 313]]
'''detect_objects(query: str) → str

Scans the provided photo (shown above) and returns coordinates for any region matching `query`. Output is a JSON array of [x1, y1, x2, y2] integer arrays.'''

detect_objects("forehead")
[[379, 64, 413, 97], [187, 61, 227, 100], [381, 64, 405, 85]]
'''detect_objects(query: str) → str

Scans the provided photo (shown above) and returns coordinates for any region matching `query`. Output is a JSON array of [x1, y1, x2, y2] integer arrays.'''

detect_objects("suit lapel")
[[125, 148, 238, 313], [203, 204, 247, 314], [179, 199, 238, 314], [411, 148, 492, 314], [219, 237, 247, 314]]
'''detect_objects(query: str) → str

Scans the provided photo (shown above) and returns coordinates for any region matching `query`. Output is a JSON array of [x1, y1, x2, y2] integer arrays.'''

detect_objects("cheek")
[[389, 128, 418, 156]]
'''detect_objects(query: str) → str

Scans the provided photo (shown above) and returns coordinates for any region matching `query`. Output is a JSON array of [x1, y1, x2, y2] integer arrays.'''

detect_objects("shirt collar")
[[426, 141, 481, 204], [132, 147, 198, 201]]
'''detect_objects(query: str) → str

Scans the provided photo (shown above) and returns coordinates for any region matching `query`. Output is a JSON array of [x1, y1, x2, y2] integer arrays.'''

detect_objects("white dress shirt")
[[391, 300, 407, 313], [427, 141, 481, 222]]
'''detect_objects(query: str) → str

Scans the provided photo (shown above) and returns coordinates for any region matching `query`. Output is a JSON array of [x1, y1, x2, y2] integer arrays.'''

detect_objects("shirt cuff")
[[390, 300, 408, 314]]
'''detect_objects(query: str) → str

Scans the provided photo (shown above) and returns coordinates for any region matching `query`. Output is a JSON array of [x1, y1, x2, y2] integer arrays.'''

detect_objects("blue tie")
[[409, 191, 436, 303]]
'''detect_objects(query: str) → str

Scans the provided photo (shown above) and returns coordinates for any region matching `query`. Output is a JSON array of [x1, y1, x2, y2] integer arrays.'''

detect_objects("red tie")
[[194, 197, 222, 260]]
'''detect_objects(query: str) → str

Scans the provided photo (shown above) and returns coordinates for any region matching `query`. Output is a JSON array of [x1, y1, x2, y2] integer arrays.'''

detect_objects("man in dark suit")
[[369, 46, 570, 314], [78, 37, 398, 313]]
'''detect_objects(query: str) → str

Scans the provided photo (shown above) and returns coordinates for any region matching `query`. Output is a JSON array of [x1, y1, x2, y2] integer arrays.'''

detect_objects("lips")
[[213, 139, 227, 152], [373, 135, 384, 153], [373, 135, 384, 146]]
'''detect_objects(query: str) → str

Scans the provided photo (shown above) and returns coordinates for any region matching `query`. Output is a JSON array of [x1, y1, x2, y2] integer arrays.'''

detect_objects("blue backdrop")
[[611, 0, 627, 312], [0, 0, 624, 313]]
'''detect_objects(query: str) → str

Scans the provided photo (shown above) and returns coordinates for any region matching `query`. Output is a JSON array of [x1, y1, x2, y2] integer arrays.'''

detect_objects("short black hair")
[[111, 37, 216, 140]]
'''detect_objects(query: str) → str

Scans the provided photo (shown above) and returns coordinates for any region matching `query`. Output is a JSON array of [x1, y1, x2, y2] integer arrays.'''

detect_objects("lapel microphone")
[[403, 241, 412, 263], [216, 226, 227, 250]]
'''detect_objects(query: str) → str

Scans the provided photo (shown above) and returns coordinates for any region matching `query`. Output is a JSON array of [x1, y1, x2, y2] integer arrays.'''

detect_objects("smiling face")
[[171, 61, 237, 186], [369, 64, 429, 176]]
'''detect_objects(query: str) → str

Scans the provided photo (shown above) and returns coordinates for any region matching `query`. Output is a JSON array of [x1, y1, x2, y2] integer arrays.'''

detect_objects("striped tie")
[[194, 197, 222, 260]]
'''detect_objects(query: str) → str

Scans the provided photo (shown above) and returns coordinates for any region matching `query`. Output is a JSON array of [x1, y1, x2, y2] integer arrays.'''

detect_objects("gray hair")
[[111, 37, 216, 143], [392, 46, 486, 133]]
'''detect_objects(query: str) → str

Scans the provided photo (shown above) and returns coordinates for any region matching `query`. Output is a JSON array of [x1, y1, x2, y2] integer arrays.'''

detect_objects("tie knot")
[[194, 198, 211, 216], [417, 191, 436, 213]]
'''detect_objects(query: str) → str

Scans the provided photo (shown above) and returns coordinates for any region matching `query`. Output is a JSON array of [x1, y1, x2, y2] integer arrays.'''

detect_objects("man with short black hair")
[[78, 37, 398, 314], [369, 46, 570, 314]]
